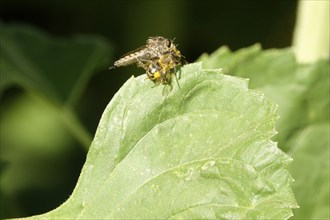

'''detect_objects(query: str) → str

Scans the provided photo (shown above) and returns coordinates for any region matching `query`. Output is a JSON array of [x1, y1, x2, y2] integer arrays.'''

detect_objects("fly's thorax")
[[147, 36, 175, 56], [146, 36, 169, 48]]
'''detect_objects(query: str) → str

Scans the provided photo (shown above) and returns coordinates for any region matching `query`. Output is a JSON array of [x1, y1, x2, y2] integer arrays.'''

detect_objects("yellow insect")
[[111, 36, 187, 92], [146, 44, 186, 85]]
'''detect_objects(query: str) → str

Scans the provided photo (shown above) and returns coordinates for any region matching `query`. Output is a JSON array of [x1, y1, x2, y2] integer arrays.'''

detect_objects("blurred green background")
[[0, 0, 298, 218]]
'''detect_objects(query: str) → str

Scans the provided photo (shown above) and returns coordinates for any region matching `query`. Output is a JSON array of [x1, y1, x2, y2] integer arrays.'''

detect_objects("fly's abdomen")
[[114, 54, 139, 67], [114, 49, 152, 67]]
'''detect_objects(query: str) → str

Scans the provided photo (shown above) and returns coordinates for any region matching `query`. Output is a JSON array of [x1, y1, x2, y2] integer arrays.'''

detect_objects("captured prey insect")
[[110, 36, 187, 94]]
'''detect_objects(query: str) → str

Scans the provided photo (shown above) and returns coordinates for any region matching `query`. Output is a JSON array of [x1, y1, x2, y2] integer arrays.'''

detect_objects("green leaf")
[[0, 24, 114, 217], [199, 45, 329, 219], [303, 59, 330, 124], [0, 23, 113, 153], [198, 45, 329, 150], [20, 63, 297, 219], [0, 23, 112, 106], [288, 123, 329, 219]]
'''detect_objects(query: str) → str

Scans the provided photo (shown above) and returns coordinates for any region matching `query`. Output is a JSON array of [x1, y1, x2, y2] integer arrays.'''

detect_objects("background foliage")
[[0, 0, 329, 219]]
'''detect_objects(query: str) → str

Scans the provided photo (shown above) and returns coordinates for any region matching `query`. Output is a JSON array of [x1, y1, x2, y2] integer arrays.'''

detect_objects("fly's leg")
[[136, 58, 151, 69]]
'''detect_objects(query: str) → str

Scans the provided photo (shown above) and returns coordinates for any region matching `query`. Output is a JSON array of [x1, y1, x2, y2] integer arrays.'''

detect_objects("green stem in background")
[[292, 0, 329, 63], [59, 107, 92, 151]]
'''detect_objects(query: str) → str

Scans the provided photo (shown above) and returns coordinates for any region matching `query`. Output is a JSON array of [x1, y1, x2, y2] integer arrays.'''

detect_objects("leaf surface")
[[288, 124, 330, 219], [199, 45, 329, 149], [21, 63, 298, 219], [199, 45, 329, 219]]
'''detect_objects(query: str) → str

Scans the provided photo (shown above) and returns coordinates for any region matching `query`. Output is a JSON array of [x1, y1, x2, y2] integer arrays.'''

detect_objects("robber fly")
[[111, 36, 186, 93], [112, 36, 175, 68]]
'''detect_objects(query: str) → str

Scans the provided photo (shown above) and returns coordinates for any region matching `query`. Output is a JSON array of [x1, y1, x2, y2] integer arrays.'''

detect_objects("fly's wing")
[[113, 36, 171, 68], [114, 45, 153, 67], [120, 45, 147, 59]]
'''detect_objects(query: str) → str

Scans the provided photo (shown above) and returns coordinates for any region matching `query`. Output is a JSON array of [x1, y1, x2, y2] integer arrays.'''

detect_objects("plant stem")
[[59, 107, 92, 151], [292, 0, 329, 63]]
